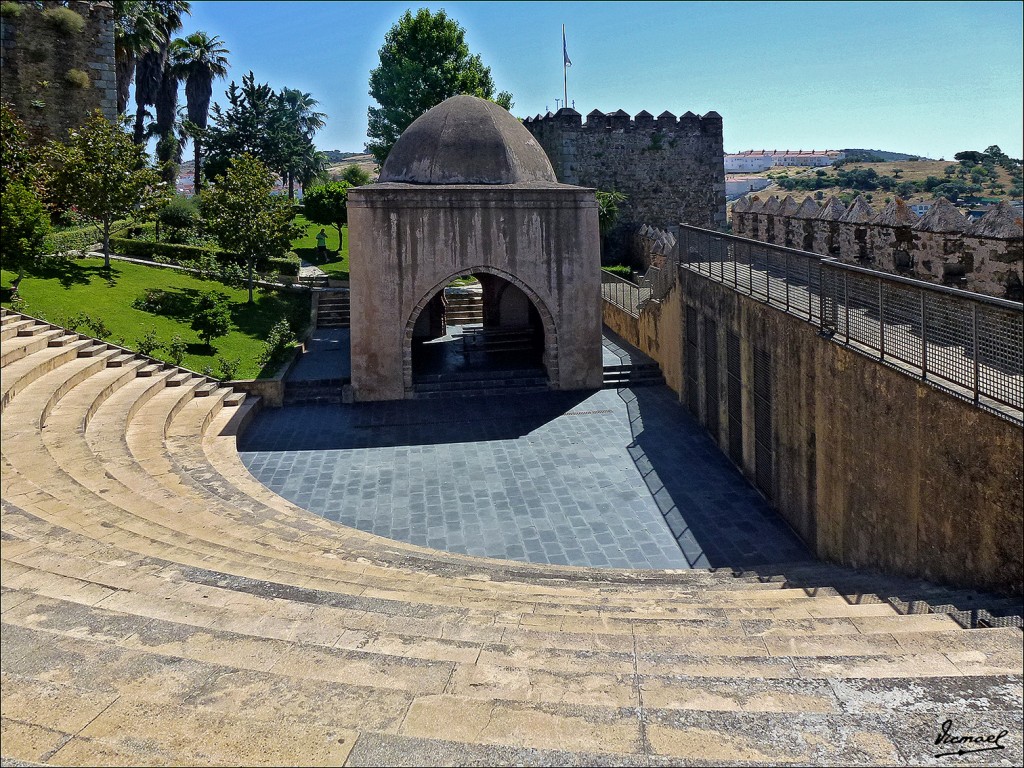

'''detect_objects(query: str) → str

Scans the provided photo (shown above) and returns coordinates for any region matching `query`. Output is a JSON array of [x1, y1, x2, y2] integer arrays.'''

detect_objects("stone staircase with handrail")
[[1, 306, 1021, 765]]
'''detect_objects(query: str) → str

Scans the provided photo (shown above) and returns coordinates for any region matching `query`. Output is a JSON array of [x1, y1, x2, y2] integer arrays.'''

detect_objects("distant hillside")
[[322, 150, 363, 163], [842, 148, 932, 162]]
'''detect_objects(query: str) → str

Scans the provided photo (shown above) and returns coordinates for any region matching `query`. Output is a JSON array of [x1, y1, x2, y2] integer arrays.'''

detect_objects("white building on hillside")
[[725, 149, 845, 173]]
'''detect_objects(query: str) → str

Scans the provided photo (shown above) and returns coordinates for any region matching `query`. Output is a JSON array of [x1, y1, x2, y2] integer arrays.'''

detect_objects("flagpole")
[[562, 24, 568, 108]]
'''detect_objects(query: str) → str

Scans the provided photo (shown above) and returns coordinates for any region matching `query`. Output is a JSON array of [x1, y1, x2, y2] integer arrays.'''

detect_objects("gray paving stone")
[[240, 339, 812, 570]]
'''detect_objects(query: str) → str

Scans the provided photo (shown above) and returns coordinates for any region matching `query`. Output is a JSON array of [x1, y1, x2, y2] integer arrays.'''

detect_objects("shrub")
[[44, 226, 97, 255], [64, 68, 90, 89], [1, 181, 50, 273], [131, 288, 168, 314], [258, 318, 296, 367], [602, 265, 634, 280], [166, 334, 187, 366], [265, 252, 301, 277], [135, 329, 161, 357], [217, 356, 241, 381], [190, 291, 232, 348], [0, 2, 25, 19], [108, 236, 235, 264], [157, 194, 198, 237], [41, 6, 85, 35]]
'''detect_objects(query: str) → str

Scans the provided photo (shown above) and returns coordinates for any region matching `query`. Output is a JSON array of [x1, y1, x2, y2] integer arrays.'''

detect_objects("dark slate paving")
[[238, 382, 811, 570], [287, 328, 350, 382]]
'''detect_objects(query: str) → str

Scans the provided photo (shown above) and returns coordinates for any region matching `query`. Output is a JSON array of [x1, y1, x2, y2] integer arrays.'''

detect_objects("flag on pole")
[[563, 25, 572, 67]]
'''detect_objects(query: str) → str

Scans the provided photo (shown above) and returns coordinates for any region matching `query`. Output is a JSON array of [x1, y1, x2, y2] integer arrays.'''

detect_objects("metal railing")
[[675, 224, 1024, 421], [601, 269, 649, 318]]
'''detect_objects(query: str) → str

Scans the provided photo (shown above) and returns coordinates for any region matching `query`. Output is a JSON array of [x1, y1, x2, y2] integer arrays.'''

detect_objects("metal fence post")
[[920, 290, 927, 379], [878, 277, 885, 360], [973, 302, 980, 404]]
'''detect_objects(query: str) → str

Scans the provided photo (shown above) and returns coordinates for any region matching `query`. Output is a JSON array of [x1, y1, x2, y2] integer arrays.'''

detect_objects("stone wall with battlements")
[[1, 0, 116, 142], [525, 107, 726, 262], [732, 194, 1024, 300]]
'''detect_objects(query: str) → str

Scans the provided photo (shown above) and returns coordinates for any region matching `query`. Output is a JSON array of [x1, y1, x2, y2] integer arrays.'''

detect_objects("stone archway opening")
[[407, 270, 552, 392]]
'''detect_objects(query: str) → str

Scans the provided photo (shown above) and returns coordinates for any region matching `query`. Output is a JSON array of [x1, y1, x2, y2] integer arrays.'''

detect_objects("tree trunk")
[[102, 220, 111, 269], [336, 223, 344, 255], [247, 258, 254, 304], [193, 138, 202, 193], [288, 173, 295, 200]]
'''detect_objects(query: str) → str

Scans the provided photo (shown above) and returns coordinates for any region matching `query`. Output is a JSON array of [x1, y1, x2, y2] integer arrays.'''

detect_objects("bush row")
[[107, 237, 301, 276]]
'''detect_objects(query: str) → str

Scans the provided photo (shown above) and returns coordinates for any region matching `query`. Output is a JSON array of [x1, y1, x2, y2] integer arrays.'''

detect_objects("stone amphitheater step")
[[47, 333, 81, 347], [76, 342, 109, 358], [165, 371, 194, 387], [105, 352, 137, 368], [0, 318, 36, 340], [2, 325, 1022, 765], [1, 330, 83, 368]]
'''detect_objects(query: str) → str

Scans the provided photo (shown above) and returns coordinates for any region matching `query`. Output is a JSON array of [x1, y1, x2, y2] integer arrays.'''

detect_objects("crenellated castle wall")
[[0, 0, 116, 141], [732, 195, 1023, 300], [525, 107, 725, 262]]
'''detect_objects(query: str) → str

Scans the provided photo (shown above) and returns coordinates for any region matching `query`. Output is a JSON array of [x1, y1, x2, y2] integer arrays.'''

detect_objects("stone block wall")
[[1, 0, 116, 141], [732, 194, 1023, 300], [525, 108, 725, 262]]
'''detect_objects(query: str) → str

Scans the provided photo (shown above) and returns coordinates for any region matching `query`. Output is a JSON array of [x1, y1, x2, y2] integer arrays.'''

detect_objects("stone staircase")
[[414, 367, 550, 399], [316, 289, 350, 328], [602, 360, 665, 389], [444, 287, 484, 325], [283, 377, 346, 405], [2, 306, 1022, 765]]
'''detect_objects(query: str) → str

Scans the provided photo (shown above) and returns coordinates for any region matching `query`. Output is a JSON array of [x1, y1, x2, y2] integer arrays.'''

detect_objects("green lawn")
[[292, 214, 349, 280], [1, 258, 309, 379]]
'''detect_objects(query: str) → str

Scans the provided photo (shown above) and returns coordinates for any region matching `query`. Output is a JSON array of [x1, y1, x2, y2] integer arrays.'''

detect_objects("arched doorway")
[[404, 267, 557, 394]]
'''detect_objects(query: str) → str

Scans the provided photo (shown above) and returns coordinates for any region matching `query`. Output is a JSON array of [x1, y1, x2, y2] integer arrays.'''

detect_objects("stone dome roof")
[[378, 95, 557, 185]]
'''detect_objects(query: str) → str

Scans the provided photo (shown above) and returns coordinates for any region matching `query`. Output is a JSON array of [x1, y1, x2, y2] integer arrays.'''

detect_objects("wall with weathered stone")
[[525, 108, 725, 261], [668, 267, 1023, 595], [0, 0, 116, 141], [348, 184, 603, 401], [732, 195, 1024, 300]]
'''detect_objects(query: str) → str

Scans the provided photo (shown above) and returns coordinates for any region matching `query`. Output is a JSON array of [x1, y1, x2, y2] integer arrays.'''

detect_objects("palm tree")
[[130, 1, 190, 144], [114, 0, 162, 116], [170, 32, 229, 192], [276, 88, 326, 199]]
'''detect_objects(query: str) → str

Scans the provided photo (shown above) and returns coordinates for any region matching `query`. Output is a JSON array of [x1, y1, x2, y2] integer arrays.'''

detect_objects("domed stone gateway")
[[348, 95, 603, 401]]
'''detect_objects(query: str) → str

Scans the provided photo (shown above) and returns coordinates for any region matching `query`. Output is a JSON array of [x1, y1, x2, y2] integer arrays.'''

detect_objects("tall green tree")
[[202, 72, 285, 181], [277, 88, 326, 199], [202, 153, 302, 303], [1, 102, 49, 282], [303, 181, 350, 255], [125, 1, 190, 143], [170, 31, 229, 191], [46, 113, 166, 269], [366, 9, 510, 165]]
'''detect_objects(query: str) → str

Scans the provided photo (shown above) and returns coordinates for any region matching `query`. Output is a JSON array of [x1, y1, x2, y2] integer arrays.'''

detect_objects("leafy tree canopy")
[[201, 153, 302, 302], [366, 8, 511, 165], [340, 164, 372, 187], [303, 181, 350, 254], [45, 112, 166, 267]]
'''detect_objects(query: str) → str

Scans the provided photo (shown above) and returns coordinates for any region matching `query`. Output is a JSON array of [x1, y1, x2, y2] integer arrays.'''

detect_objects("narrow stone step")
[[1, 319, 36, 340], [222, 391, 247, 407], [136, 363, 162, 378], [47, 334, 80, 348], [192, 382, 219, 397], [165, 372, 193, 387], [77, 343, 109, 358], [16, 324, 52, 337], [106, 353, 137, 368]]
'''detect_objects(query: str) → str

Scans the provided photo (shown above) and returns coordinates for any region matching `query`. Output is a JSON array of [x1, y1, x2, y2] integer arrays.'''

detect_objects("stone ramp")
[[1, 308, 1022, 765]]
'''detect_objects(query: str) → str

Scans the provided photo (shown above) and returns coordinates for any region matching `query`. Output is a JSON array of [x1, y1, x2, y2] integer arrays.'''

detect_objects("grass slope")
[[1, 258, 309, 379], [292, 214, 349, 280]]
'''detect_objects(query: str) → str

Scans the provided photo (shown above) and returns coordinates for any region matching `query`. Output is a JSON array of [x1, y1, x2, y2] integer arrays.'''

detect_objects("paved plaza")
[[239, 379, 811, 569]]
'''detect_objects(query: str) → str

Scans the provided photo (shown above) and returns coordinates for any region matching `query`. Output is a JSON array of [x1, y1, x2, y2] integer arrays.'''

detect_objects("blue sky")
[[176, 1, 1024, 160]]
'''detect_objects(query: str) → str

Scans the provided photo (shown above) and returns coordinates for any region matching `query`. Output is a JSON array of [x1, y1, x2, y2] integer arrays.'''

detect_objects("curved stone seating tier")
[[2, 309, 1022, 766]]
